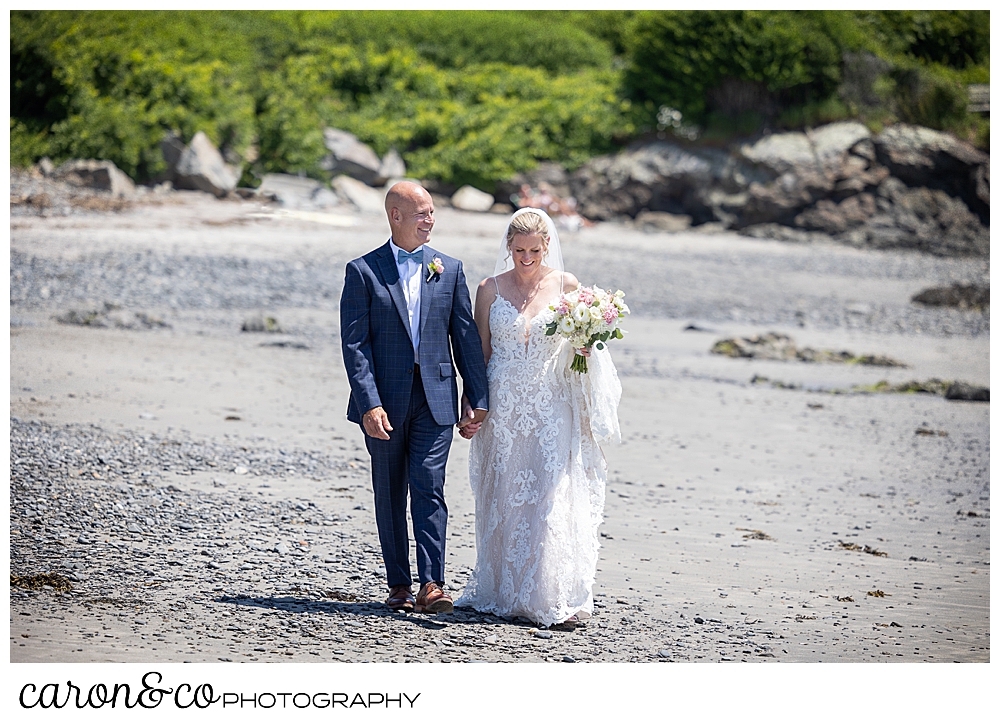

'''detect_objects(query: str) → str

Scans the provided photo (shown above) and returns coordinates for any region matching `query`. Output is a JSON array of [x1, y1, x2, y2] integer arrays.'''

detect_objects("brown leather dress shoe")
[[386, 585, 414, 611], [414, 581, 453, 614]]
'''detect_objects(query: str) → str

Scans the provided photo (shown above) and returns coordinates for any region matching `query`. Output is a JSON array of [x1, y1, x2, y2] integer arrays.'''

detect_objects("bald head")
[[385, 181, 430, 215], [385, 181, 435, 251]]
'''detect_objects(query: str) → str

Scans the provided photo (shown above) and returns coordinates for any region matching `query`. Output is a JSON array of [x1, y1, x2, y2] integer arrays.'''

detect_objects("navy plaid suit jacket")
[[340, 241, 488, 427]]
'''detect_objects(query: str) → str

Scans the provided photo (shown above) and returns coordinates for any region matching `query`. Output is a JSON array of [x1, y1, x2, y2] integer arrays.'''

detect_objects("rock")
[[740, 131, 818, 178], [375, 149, 407, 185], [569, 141, 753, 222], [808, 121, 872, 178], [331, 175, 385, 213], [421, 178, 459, 198], [37, 157, 55, 177], [712, 332, 906, 367], [127, 523, 143, 534], [320, 128, 382, 186], [911, 283, 989, 311], [533, 630, 553, 639], [853, 177, 989, 257], [54, 303, 170, 330], [795, 193, 878, 235], [174, 132, 240, 197], [311, 187, 339, 208], [52, 159, 136, 196], [694, 617, 705, 624], [274, 542, 290, 555], [450, 185, 496, 212], [241, 314, 283, 333], [256, 174, 339, 209], [634, 210, 692, 233], [944, 383, 989, 402], [561, 655, 576, 663], [159, 131, 186, 178], [872, 124, 989, 224]]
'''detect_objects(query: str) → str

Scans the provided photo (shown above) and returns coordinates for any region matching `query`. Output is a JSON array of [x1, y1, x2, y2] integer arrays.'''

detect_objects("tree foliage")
[[9, 10, 988, 180]]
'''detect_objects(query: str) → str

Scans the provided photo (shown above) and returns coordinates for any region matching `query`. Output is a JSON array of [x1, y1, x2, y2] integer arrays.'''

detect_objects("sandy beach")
[[9, 189, 989, 668]]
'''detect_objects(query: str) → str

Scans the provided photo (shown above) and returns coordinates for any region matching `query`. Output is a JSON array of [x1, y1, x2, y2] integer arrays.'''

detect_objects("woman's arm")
[[474, 277, 497, 366]]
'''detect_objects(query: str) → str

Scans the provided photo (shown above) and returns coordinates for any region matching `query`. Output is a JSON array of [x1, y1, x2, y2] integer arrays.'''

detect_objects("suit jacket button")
[[407, 368, 413, 374]]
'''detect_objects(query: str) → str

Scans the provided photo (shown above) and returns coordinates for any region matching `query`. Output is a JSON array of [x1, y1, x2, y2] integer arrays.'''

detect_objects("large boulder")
[[872, 124, 989, 224], [174, 132, 240, 197], [159, 131, 186, 175], [569, 142, 755, 222], [801, 177, 989, 257], [731, 124, 873, 227], [52, 159, 135, 196], [256, 174, 339, 209], [808, 121, 872, 179], [572, 140, 775, 223], [320, 128, 382, 186], [739, 131, 818, 178], [374, 149, 407, 186], [450, 185, 496, 212], [332, 175, 385, 213]]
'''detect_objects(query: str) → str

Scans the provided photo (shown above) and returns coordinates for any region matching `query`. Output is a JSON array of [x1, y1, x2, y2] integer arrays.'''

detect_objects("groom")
[[340, 181, 488, 613]]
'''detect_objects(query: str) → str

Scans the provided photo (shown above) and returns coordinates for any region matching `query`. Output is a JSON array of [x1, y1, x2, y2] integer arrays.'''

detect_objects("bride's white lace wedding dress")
[[456, 288, 621, 627]]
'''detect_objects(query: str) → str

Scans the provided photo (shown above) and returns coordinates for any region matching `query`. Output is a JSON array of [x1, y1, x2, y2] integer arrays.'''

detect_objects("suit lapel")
[[375, 241, 413, 345], [419, 246, 436, 340]]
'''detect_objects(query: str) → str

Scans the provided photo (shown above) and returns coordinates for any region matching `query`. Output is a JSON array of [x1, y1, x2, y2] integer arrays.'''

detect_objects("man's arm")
[[449, 260, 489, 415], [340, 261, 383, 420]]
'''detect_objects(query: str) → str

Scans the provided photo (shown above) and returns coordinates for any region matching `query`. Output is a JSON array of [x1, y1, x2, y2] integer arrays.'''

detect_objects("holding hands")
[[457, 395, 486, 439]]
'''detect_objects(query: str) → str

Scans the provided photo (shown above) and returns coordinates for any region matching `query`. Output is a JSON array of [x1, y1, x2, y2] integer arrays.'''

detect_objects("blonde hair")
[[505, 212, 550, 247]]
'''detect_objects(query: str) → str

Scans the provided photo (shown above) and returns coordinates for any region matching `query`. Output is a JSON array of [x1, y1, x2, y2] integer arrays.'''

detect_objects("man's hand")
[[362, 406, 393, 440], [457, 395, 486, 439]]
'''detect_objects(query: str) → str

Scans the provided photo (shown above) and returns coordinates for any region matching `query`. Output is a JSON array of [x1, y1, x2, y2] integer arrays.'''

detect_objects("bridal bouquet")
[[545, 285, 629, 373]]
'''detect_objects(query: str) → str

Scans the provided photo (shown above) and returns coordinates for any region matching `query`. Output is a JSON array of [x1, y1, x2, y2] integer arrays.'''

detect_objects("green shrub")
[[11, 11, 256, 179], [293, 10, 614, 74], [857, 10, 990, 69], [623, 11, 845, 129], [256, 46, 632, 190]]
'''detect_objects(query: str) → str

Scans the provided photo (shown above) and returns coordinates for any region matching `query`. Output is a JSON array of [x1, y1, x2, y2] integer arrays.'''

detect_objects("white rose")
[[558, 316, 576, 334]]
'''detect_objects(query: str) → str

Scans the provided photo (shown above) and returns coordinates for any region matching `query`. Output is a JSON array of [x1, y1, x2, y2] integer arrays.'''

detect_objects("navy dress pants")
[[365, 365, 453, 589]]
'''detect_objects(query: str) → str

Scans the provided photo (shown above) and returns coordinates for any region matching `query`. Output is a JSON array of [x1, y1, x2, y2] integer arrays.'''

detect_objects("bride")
[[456, 208, 621, 628]]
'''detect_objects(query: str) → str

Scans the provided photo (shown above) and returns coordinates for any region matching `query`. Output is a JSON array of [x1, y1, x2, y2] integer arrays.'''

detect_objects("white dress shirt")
[[389, 239, 422, 361]]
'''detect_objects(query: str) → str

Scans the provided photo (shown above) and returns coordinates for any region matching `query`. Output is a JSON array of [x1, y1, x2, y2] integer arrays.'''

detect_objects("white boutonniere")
[[426, 257, 444, 282]]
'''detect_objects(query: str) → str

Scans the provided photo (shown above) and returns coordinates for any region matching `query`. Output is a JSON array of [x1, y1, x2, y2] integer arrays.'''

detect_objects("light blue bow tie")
[[396, 249, 423, 265]]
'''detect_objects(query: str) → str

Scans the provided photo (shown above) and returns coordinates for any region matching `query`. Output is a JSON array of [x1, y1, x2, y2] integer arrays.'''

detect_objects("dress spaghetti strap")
[[493, 276, 500, 294]]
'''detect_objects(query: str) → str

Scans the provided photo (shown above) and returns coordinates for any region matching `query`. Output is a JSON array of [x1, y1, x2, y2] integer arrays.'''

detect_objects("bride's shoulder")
[[560, 271, 580, 292], [476, 275, 499, 302]]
